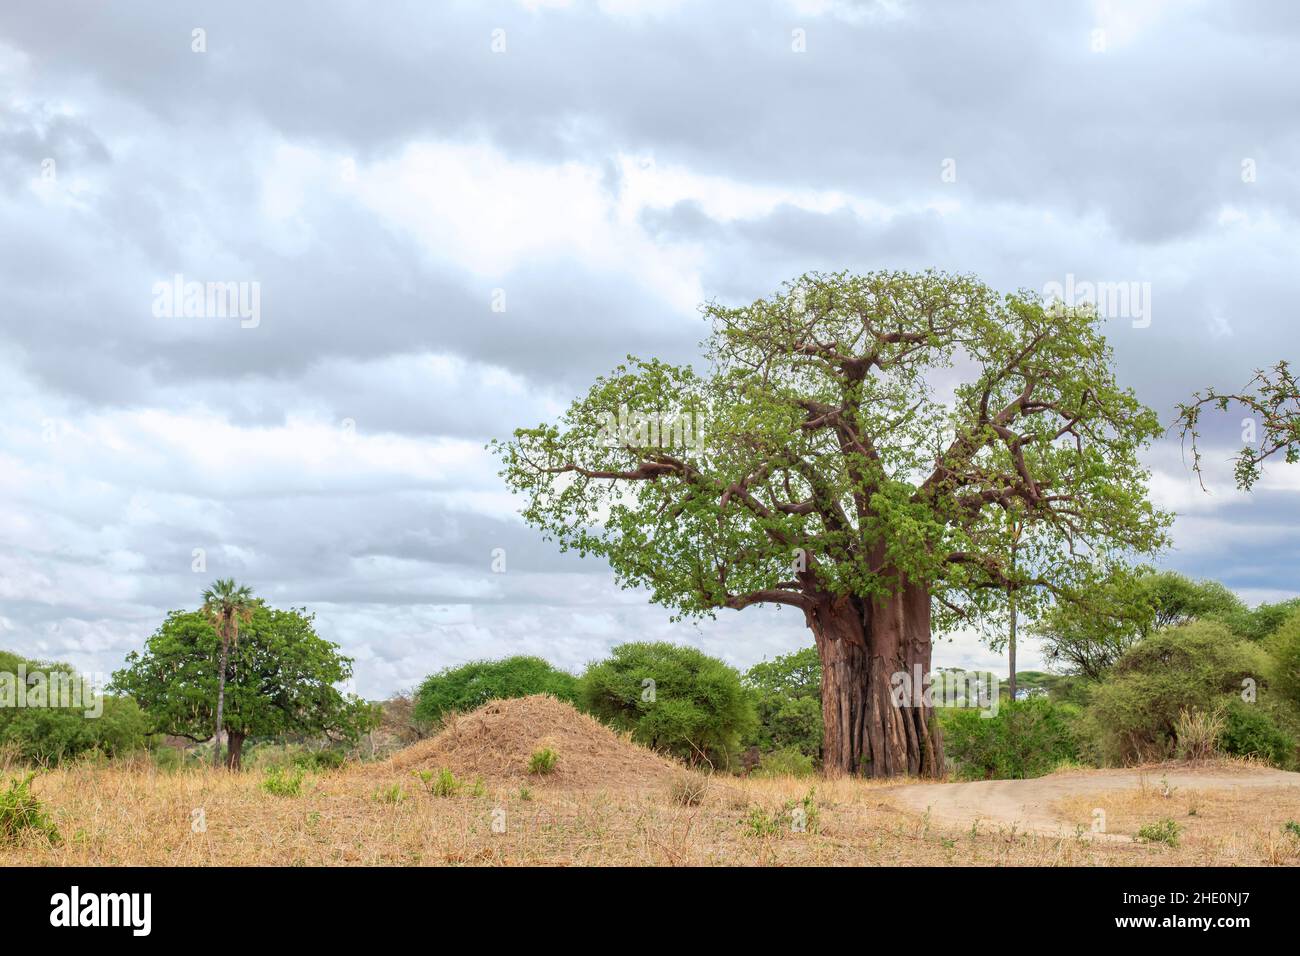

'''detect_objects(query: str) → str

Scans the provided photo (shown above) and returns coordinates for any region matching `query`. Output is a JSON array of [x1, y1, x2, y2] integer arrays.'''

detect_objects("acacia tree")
[[497, 271, 1169, 776], [1176, 360, 1299, 490]]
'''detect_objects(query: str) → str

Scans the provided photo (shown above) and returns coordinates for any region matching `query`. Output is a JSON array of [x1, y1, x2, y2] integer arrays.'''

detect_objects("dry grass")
[[1054, 774, 1300, 865], [2, 700, 1295, 866], [2, 760, 1293, 866]]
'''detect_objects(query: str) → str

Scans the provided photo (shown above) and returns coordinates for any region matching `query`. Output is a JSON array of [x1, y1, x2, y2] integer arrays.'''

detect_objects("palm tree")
[[201, 579, 255, 769]]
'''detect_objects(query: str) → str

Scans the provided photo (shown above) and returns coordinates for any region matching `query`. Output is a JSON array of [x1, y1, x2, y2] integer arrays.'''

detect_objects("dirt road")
[[889, 766, 1300, 838]]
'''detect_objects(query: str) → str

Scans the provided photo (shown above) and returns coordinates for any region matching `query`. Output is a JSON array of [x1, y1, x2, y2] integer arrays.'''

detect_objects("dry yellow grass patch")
[[1053, 775, 1300, 865], [1, 761, 1271, 867]]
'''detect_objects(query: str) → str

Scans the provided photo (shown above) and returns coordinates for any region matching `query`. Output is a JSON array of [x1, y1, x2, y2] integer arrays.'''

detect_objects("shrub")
[[1084, 621, 1272, 764], [1136, 818, 1181, 846], [742, 647, 823, 760], [0, 651, 151, 763], [414, 656, 579, 726], [260, 766, 305, 797], [0, 773, 60, 844], [292, 749, 347, 772], [579, 642, 757, 770], [528, 747, 557, 775], [752, 745, 817, 778], [1220, 701, 1295, 766], [940, 696, 1081, 780], [1267, 609, 1300, 707]]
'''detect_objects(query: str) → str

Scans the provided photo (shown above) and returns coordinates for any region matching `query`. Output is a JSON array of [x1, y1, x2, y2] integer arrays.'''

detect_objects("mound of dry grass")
[[381, 695, 682, 789]]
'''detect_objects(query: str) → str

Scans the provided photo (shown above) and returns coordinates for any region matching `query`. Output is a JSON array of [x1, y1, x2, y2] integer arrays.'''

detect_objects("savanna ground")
[[6, 755, 1298, 867]]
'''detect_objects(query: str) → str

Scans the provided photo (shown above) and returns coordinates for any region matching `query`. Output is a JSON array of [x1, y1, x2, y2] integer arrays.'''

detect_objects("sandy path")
[[888, 766, 1300, 838]]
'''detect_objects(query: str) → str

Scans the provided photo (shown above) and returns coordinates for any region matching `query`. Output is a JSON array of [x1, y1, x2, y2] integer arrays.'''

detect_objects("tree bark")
[[225, 730, 246, 771], [807, 578, 944, 778]]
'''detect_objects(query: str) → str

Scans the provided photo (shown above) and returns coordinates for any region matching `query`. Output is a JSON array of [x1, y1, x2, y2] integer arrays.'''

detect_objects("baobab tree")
[[497, 271, 1169, 777]]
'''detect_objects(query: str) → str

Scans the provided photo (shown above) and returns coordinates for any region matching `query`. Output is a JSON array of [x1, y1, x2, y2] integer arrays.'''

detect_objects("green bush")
[[1084, 621, 1272, 764], [579, 642, 757, 770], [1136, 818, 1181, 846], [0, 773, 60, 844], [1220, 701, 1295, 766], [414, 656, 579, 726], [292, 749, 347, 772], [940, 696, 1081, 780], [751, 745, 817, 778], [1267, 609, 1300, 708], [742, 647, 823, 761], [0, 651, 151, 763], [260, 766, 305, 797]]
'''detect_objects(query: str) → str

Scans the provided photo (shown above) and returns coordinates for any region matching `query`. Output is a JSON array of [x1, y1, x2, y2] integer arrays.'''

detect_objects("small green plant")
[[793, 787, 820, 834], [413, 768, 466, 797], [1283, 820, 1300, 839], [260, 766, 305, 797], [669, 774, 709, 807], [1137, 818, 1182, 847], [374, 783, 406, 805], [0, 774, 60, 845], [469, 776, 487, 798], [518, 786, 533, 801], [528, 747, 557, 775], [740, 805, 785, 837], [739, 788, 820, 838]]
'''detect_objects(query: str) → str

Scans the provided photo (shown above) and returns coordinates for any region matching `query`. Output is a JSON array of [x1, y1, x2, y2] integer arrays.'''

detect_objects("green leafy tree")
[[579, 642, 756, 769], [1177, 360, 1299, 489], [0, 650, 150, 762], [201, 579, 255, 768], [743, 647, 823, 759], [497, 271, 1170, 776], [413, 656, 579, 725], [1039, 571, 1244, 680], [1219, 597, 1300, 643], [112, 605, 374, 769]]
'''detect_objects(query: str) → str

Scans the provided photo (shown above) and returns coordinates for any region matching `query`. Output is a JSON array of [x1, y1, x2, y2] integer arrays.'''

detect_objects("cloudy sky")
[[2, 0, 1298, 697]]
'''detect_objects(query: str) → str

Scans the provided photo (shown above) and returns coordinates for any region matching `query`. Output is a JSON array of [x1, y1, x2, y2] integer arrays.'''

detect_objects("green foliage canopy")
[[413, 655, 579, 725], [496, 271, 1170, 639], [0, 650, 149, 763], [111, 605, 374, 746], [742, 646, 823, 758]]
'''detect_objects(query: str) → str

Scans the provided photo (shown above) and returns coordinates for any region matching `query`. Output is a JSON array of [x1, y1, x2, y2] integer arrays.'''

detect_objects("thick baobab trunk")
[[807, 578, 944, 778]]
